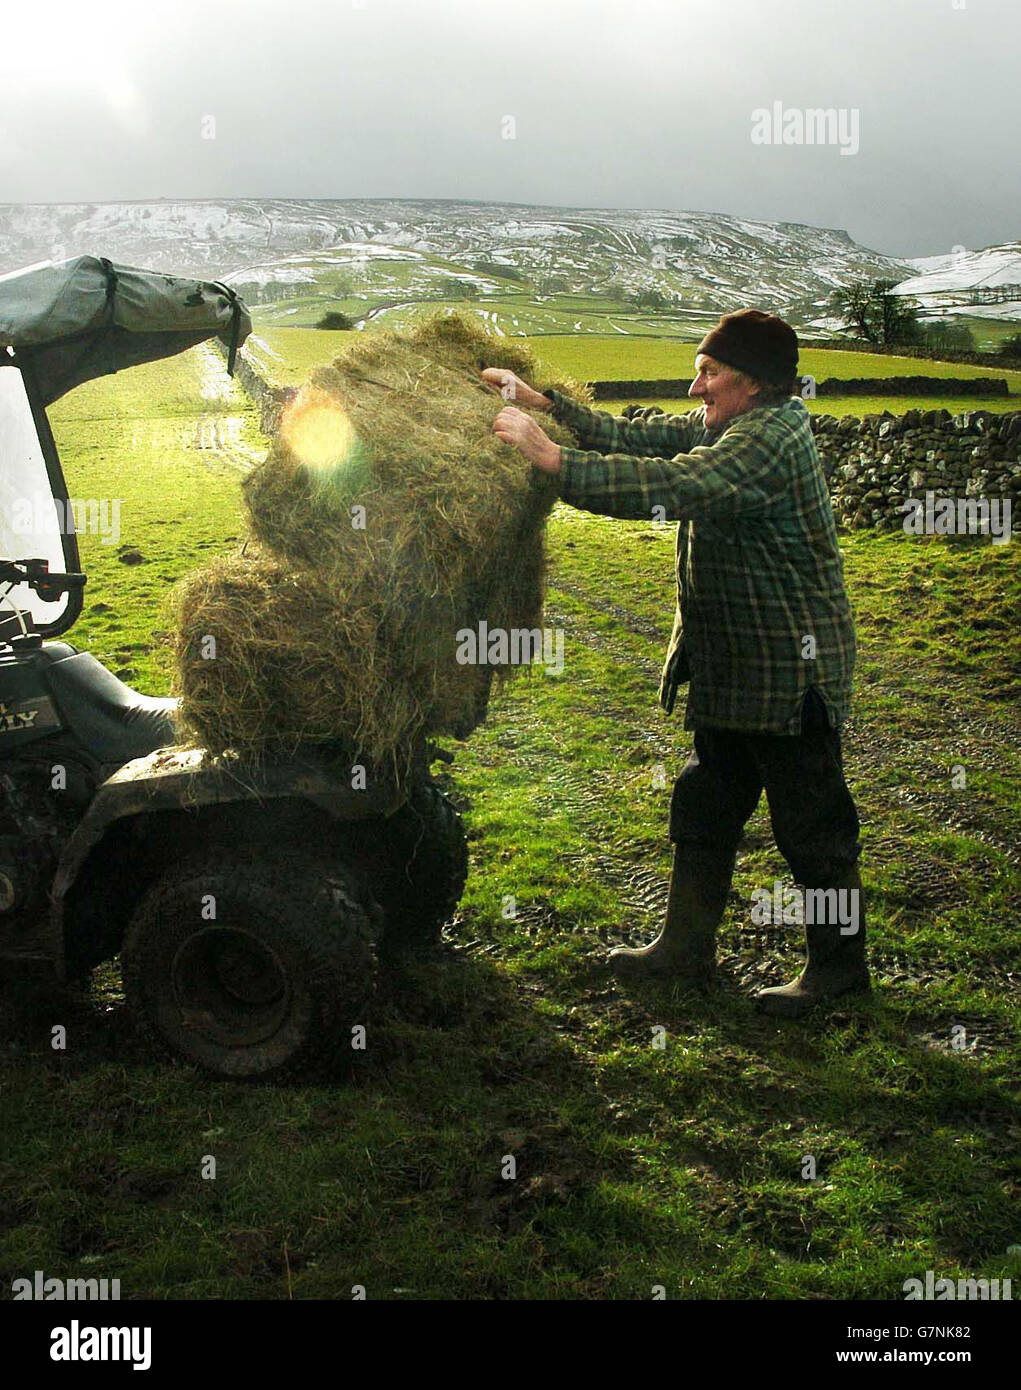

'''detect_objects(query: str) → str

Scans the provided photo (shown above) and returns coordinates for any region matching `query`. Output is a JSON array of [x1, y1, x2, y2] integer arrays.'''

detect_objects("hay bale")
[[241, 313, 584, 574], [172, 551, 420, 764], [404, 310, 591, 404], [174, 314, 582, 764]]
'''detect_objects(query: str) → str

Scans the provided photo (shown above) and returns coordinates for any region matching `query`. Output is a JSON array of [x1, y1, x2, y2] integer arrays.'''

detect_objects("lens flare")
[[280, 388, 359, 472]]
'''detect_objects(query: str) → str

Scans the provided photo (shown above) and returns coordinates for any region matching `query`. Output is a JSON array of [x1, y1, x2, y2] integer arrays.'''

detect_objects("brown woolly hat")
[[696, 309, 799, 384]]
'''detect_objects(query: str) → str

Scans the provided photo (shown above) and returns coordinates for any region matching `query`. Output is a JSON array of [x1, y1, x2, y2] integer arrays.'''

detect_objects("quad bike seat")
[[43, 650, 179, 765]]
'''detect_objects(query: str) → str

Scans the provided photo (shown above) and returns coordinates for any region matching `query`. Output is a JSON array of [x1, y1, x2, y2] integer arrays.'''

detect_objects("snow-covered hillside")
[[896, 242, 1021, 298], [0, 198, 914, 323]]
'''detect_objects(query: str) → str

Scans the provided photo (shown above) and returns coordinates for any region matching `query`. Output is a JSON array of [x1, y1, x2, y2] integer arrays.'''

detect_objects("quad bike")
[[0, 256, 468, 1079]]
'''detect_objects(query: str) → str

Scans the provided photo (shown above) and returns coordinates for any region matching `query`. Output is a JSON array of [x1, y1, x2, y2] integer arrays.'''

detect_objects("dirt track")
[[488, 573, 1021, 1054]]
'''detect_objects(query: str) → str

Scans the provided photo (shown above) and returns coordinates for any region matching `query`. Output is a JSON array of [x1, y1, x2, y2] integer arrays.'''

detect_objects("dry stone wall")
[[809, 409, 1020, 533]]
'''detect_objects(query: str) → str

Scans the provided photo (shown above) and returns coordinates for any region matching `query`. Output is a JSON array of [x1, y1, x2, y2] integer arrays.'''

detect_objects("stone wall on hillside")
[[799, 339, 1021, 372], [215, 338, 294, 433], [810, 409, 1020, 531]]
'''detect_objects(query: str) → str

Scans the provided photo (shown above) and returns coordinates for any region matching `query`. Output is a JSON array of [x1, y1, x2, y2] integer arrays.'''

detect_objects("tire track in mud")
[[843, 667, 1021, 868], [531, 577, 679, 924], [547, 576, 667, 642], [548, 577, 1020, 868], [505, 577, 695, 934], [524, 568, 1019, 1033], [488, 688, 673, 926], [543, 602, 663, 686]]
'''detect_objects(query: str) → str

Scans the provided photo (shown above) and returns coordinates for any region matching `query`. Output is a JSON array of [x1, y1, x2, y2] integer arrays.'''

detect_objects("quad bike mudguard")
[[47, 742, 428, 980]]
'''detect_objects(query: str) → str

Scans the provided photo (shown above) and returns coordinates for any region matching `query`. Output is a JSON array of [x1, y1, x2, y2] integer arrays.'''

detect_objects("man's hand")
[[480, 367, 552, 411], [493, 405, 562, 474]]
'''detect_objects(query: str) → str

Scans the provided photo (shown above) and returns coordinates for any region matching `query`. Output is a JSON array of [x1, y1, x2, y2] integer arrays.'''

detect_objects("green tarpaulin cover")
[[0, 255, 251, 404]]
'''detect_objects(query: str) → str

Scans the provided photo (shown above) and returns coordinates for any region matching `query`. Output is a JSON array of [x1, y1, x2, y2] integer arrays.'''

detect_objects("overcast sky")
[[0, 0, 1016, 258]]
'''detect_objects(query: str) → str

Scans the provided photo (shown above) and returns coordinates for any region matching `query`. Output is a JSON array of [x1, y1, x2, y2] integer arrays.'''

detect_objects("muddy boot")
[[755, 867, 869, 1018], [609, 844, 735, 983]]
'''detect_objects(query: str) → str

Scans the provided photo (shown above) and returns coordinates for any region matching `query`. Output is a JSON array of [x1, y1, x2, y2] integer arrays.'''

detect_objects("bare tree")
[[830, 280, 922, 346]]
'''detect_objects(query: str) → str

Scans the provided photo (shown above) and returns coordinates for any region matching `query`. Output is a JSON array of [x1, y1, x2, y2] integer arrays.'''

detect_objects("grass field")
[[248, 325, 1021, 418], [949, 315, 1021, 353], [249, 271, 718, 339], [1, 347, 1018, 1300], [251, 270, 1021, 360], [507, 335, 1021, 392], [42, 344, 263, 692]]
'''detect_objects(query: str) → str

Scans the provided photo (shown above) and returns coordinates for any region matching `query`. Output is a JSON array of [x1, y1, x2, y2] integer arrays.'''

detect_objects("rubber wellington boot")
[[609, 844, 735, 983], [755, 867, 870, 1018]]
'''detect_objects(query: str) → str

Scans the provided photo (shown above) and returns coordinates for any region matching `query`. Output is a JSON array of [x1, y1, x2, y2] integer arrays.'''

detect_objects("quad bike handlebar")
[[0, 558, 87, 604]]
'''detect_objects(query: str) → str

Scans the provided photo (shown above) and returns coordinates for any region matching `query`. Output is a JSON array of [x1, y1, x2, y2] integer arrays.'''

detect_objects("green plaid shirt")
[[544, 390, 856, 734]]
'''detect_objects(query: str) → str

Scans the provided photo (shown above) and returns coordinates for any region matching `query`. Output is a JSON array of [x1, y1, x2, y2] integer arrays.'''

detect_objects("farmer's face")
[[688, 354, 760, 430]]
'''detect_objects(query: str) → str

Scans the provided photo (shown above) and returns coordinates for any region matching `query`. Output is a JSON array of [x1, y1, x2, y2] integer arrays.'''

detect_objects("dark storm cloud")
[[0, 0, 1016, 256]]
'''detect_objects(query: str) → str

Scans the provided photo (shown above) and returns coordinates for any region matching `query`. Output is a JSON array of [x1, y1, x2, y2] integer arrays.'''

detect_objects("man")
[[482, 309, 868, 1018]]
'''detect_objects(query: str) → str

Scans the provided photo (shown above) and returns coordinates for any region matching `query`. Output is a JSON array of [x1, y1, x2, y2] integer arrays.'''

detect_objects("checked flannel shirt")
[[542, 389, 856, 734]]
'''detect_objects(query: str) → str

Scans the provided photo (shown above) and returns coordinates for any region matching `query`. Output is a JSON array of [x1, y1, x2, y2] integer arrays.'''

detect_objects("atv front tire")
[[122, 853, 379, 1079], [354, 780, 468, 952]]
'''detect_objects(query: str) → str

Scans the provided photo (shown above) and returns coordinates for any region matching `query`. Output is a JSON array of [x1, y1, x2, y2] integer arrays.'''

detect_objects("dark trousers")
[[669, 689, 861, 883]]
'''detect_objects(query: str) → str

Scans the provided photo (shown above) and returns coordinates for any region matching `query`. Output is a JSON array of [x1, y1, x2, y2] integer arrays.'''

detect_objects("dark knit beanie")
[[696, 309, 799, 385]]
